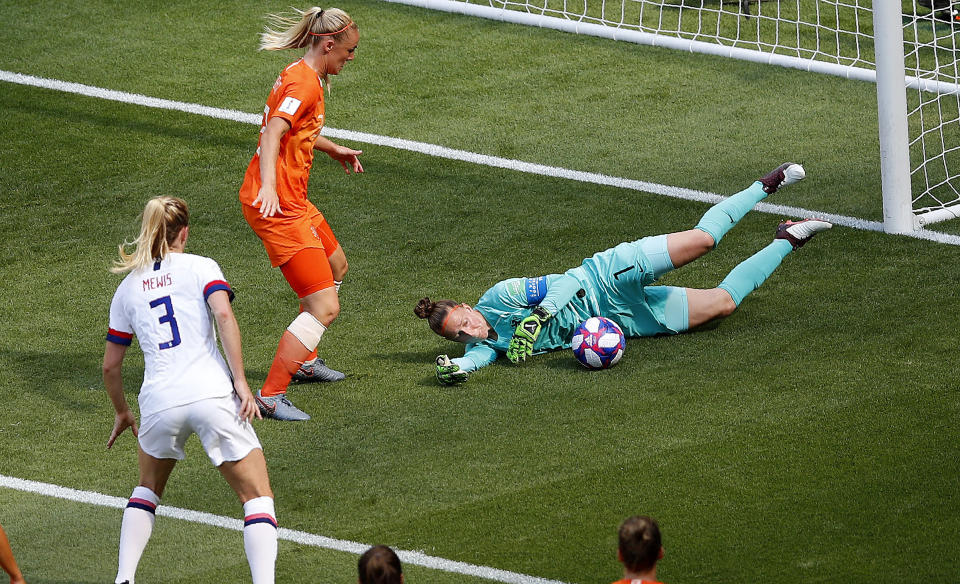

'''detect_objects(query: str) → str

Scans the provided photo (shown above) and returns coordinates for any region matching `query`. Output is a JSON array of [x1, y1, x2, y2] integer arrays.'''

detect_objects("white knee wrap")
[[287, 312, 326, 351]]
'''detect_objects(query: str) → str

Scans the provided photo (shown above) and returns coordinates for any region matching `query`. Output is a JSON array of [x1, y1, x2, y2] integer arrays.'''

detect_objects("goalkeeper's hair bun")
[[415, 297, 459, 337], [414, 297, 434, 319]]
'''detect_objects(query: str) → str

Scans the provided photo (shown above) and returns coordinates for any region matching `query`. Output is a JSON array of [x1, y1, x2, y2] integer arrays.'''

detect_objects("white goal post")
[[384, 0, 960, 233]]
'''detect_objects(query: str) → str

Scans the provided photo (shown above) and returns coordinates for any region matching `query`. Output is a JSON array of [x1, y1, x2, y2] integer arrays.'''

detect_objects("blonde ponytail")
[[111, 196, 189, 274], [259, 7, 356, 51]]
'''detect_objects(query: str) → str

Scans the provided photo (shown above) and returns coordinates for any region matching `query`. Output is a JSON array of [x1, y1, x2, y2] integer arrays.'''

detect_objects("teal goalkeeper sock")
[[695, 181, 767, 245], [717, 239, 793, 306]]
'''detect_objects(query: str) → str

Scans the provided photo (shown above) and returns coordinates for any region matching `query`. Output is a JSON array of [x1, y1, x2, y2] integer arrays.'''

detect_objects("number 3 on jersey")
[[150, 295, 181, 350]]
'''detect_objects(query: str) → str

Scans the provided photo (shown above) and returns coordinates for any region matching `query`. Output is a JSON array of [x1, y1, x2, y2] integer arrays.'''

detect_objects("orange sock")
[[260, 331, 312, 397]]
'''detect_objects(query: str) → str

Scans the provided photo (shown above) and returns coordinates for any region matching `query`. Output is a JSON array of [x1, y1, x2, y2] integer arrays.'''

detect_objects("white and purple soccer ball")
[[571, 316, 625, 370]]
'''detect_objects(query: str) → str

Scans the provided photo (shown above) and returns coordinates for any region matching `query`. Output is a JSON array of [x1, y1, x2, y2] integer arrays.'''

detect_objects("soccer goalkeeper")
[[414, 163, 831, 385]]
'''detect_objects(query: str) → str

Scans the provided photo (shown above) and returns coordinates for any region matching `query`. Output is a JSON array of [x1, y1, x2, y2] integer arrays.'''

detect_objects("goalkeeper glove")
[[507, 306, 552, 364], [435, 354, 468, 386]]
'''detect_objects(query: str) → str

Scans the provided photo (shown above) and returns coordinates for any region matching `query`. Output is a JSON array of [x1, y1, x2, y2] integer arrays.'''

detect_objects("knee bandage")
[[286, 312, 327, 351]]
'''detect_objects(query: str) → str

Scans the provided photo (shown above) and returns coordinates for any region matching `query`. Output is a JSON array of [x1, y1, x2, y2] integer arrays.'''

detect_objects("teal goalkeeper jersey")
[[452, 274, 590, 372], [451, 239, 678, 372]]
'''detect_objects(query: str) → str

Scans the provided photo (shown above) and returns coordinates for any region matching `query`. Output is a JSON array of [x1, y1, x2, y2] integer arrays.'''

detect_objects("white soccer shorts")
[[138, 394, 262, 466]]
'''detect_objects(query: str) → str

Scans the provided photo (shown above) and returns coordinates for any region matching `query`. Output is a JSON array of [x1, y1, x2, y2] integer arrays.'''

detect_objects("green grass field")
[[1, 1, 959, 583]]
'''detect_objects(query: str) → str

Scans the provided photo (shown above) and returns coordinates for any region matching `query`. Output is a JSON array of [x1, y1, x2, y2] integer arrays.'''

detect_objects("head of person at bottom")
[[358, 545, 403, 584], [414, 297, 492, 344], [617, 515, 664, 582]]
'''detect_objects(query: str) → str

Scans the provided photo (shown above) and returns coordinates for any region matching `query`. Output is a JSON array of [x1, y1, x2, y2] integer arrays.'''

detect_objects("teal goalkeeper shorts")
[[574, 234, 691, 335]]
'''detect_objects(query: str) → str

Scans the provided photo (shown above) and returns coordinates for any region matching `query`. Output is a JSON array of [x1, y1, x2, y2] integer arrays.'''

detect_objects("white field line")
[[3, 69, 960, 245], [0, 474, 569, 584]]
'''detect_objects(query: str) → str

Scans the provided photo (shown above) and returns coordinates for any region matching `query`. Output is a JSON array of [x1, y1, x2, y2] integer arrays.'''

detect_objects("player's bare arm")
[[253, 117, 291, 217], [103, 341, 138, 447], [208, 290, 261, 422], [314, 135, 363, 173]]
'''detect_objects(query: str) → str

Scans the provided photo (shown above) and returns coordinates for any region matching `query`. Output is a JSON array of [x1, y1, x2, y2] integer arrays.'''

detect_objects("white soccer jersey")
[[107, 253, 235, 418]]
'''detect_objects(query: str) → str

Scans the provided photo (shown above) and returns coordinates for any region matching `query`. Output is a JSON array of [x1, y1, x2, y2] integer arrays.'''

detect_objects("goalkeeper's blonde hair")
[[111, 196, 189, 274], [259, 7, 356, 51]]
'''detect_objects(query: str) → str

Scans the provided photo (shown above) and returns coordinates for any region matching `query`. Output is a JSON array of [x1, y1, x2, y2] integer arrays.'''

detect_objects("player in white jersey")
[[103, 196, 277, 584]]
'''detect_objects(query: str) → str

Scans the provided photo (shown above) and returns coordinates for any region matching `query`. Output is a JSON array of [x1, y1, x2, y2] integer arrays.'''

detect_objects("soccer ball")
[[571, 317, 625, 370]]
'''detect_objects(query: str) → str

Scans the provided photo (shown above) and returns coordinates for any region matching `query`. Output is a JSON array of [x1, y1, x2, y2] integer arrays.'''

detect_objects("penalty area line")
[[2, 69, 960, 246], [0, 474, 569, 584]]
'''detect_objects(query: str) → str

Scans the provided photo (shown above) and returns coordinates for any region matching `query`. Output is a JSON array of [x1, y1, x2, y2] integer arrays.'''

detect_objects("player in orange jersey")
[[0, 523, 26, 584], [239, 7, 362, 421], [613, 516, 665, 584]]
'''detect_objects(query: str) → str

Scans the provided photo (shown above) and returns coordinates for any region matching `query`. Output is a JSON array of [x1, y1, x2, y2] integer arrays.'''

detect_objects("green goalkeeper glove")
[[507, 306, 552, 364], [435, 354, 468, 386]]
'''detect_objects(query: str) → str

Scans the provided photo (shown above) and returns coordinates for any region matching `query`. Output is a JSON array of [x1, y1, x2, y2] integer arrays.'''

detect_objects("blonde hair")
[[111, 196, 189, 274], [259, 7, 356, 51]]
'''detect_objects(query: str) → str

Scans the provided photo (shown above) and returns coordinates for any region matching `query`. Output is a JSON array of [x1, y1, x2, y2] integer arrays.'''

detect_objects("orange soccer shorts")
[[243, 202, 340, 298], [280, 247, 336, 298]]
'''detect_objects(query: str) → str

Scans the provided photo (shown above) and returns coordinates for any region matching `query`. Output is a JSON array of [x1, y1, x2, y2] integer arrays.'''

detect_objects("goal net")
[[385, 0, 960, 232]]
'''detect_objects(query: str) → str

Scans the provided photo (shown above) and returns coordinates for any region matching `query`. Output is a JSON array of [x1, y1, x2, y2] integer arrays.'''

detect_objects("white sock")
[[243, 496, 278, 584], [334, 279, 342, 293], [116, 486, 160, 584]]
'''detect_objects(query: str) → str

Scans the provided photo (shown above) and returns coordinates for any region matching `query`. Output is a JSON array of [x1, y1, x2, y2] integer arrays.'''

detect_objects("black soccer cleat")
[[775, 219, 832, 249], [760, 163, 805, 194]]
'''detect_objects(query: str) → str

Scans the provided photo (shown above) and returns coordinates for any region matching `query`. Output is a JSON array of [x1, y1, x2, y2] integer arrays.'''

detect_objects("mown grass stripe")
[[0, 474, 569, 584], [3, 69, 958, 246]]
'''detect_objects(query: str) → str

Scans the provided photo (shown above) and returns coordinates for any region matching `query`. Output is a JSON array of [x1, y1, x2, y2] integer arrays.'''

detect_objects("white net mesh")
[[401, 0, 960, 225], [903, 5, 960, 218]]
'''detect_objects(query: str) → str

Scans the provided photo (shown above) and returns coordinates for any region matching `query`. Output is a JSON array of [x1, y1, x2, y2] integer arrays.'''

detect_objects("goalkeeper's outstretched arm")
[[435, 344, 498, 385]]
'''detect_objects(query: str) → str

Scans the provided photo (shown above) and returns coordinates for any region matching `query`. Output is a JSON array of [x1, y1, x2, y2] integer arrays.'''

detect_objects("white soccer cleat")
[[760, 163, 805, 194], [775, 218, 832, 249]]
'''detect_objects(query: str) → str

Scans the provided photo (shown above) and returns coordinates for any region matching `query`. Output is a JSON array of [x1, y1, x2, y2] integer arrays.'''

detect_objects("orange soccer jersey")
[[239, 59, 334, 267]]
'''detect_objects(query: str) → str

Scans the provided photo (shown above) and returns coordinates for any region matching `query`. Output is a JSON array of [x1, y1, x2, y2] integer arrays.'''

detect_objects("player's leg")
[[693, 163, 805, 248], [293, 220, 347, 383], [661, 164, 806, 271], [257, 248, 338, 421], [687, 218, 832, 327], [194, 394, 276, 584], [0, 524, 26, 584], [219, 450, 277, 584], [328, 244, 348, 288], [115, 448, 177, 584], [665, 229, 716, 270]]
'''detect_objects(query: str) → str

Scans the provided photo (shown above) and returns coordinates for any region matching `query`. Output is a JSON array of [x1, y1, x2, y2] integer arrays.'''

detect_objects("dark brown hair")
[[414, 297, 458, 338], [358, 545, 402, 584], [618, 516, 661, 573]]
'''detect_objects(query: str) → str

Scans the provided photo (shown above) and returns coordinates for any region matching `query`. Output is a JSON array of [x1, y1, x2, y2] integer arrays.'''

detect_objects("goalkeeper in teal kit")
[[414, 163, 832, 385]]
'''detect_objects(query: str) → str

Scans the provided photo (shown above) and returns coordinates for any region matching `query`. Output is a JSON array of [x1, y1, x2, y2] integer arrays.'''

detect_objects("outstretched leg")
[[664, 163, 806, 272], [693, 163, 805, 248], [686, 218, 831, 328]]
